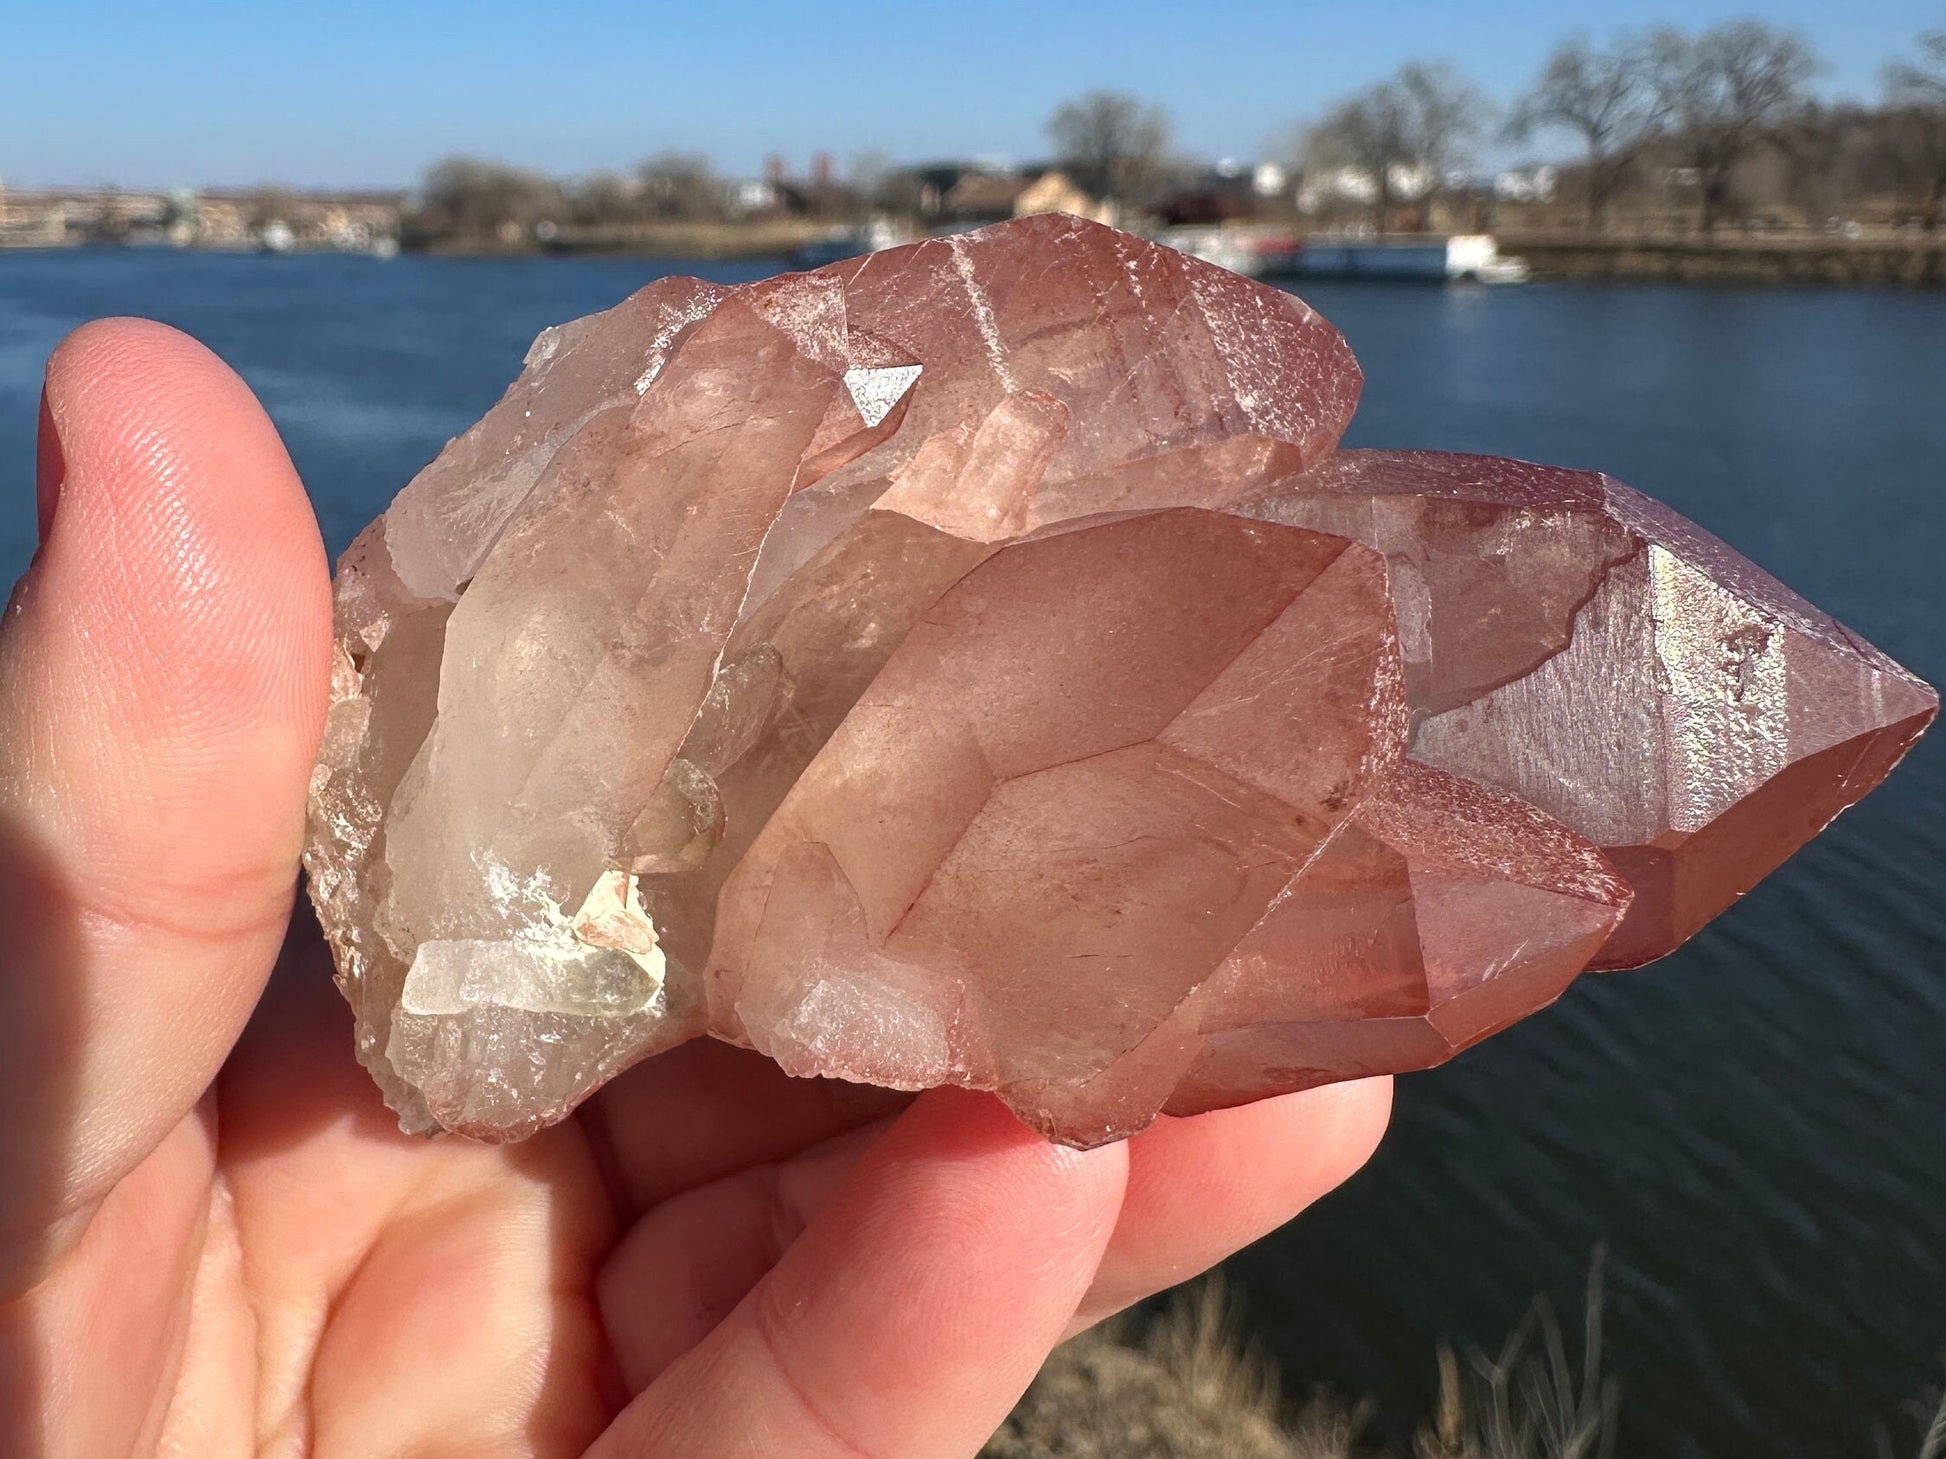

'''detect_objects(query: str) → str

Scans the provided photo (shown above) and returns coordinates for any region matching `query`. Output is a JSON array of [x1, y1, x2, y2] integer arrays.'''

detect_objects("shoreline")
[[400, 227, 1946, 288], [1498, 233, 1946, 288], [10, 228, 1946, 288]]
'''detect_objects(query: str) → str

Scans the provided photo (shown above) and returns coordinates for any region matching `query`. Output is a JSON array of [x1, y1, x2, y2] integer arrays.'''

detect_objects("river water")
[[1, 249, 1941, 1457]]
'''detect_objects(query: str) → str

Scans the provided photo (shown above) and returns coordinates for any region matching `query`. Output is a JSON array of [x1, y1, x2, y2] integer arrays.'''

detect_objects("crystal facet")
[[305, 214, 1934, 1146]]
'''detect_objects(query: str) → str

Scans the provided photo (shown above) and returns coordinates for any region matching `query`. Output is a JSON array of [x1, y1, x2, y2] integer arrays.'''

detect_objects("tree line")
[[1307, 21, 1946, 232], [406, 21, 1946, 246]]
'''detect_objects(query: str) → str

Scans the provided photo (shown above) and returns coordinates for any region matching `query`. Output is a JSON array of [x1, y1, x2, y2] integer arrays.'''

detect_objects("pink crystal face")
[[304, 213, 1935, 1146]]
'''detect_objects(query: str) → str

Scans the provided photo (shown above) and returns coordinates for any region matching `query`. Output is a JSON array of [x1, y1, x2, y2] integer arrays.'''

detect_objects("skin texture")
[[0, 319, 1393, 1459]]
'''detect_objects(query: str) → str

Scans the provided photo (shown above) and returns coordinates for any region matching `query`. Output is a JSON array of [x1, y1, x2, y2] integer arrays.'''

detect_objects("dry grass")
[[990, 1259, 1943, 1459], [1875, 1380, 1946, 1459], [983, 1278, 1367, 1459], [1410, 1252, 1617, 1459]]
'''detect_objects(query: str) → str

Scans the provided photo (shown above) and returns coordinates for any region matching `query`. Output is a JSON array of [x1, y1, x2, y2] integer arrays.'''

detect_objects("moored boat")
[[1268, 232, 1530, 283]]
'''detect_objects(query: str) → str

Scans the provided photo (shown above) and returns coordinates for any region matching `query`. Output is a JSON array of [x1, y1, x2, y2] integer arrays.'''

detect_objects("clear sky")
[[7, 0, 1941, 189]]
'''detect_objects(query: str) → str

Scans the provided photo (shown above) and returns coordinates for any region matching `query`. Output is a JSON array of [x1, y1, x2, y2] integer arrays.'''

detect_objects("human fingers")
[[595, 1076, 1389, 1385], [580, 1037, 911, 1217], [0, 318, 331, 1294], [589, 1090, 1127, 1459], [595, 1115, 890, 1389], [1061, 1077, 1391, 1334]]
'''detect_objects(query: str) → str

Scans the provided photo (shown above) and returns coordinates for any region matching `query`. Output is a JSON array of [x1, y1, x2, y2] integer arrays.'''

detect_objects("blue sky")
[[8, 0, 1941, 188]]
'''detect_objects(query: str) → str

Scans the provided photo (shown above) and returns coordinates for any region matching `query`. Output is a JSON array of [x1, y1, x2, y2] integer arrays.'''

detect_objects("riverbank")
[[418, 217, 834, 261], [17, 219, 1946, 287], [439, 223, 1946, 286], [1500, 232, 1946, 287], [982, 1274, 1945, 1459]]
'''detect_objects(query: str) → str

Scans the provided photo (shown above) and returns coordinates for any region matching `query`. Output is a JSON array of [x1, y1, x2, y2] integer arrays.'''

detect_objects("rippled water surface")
[[1, 249, 1941, 1457]]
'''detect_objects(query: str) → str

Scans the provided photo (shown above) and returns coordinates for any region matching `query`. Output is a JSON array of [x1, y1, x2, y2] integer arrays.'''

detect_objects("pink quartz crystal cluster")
[[305, 214, 1936, 1147]]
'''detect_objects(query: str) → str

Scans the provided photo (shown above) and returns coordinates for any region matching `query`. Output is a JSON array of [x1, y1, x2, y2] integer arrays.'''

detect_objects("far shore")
[[460, 220, 1946, 289], [1499, 231, 1946, 287], [9, 219, 1946, 288], [427, 217, 836, 262]]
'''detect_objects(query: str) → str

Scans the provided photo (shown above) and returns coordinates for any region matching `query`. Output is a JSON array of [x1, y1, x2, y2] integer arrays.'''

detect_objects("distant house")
[[942, 169, 1030, 223], [1152, 160, 1266, 227], [1012, 170, 1109, 222], [913, 162, 1109, 226], [1154, 189, 1250, 226]]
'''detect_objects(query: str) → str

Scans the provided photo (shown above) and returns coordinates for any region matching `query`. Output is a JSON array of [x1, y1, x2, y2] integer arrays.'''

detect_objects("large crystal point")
[[305, 215, 1934, 1146], [1241, 450, 1937, 969]]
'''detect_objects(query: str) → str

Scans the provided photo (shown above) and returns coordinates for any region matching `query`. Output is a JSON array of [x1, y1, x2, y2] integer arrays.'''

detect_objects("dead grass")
[[989, 1258, 1942, 1459], [1410, 1251, 1617, 1459], [1875, 1380, 1946, 1459], [983, 1278, 1366, 1458]]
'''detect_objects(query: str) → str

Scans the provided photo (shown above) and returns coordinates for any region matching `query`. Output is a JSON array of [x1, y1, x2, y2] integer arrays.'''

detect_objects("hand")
[[0, 319, 1391, 1458]]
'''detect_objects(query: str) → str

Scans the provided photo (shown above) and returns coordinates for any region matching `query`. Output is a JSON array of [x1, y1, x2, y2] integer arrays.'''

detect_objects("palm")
[[1, 320, 1389, 1458], [187, 911, 904, 1454]]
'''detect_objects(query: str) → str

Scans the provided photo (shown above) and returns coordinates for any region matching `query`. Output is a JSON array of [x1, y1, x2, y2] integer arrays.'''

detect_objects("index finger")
[[589, 1089, 1128, 1459]]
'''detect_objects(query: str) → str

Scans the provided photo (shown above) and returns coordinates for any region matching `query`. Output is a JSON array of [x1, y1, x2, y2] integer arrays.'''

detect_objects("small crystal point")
[[305, 217, 1934, 1147]]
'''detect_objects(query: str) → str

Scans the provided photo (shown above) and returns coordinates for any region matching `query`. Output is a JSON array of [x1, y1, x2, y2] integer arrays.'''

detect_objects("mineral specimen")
[[305, 213, 1935, 1147]]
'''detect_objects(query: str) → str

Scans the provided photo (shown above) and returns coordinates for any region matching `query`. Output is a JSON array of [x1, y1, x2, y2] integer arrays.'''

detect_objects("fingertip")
[[1068, 1076, 1391, 1332], [1137, 1074, 1392, 1220], [44, 315, 245, 413], [39, 316, 330, 643], [24, 315, 332, 857], [759, 1088, 1131, 1346], [885, 1087, 1132, 1258], [1264, 1073, 1394, 1165]]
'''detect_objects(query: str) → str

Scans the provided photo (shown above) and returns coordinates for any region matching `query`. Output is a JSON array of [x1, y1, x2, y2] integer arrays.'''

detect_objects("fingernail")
[[36, 386, 66, 546]]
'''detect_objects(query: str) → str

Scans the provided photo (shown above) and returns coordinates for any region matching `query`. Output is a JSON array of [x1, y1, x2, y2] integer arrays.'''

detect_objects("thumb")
[[0, 319, 331, 1292]]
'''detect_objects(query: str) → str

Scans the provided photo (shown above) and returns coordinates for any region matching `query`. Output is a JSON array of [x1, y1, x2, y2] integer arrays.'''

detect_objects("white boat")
[[1275, 232, 1529, 284], [1156, 226, 1269, 277], [1472, 256, 1531, 285]]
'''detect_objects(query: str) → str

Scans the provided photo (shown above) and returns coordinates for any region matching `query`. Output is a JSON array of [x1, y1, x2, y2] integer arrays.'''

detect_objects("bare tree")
[[1305, 81, 1413, 225], [1770, 102, 1884, 226], [1509, 34, 1663, 229], [568, 171, 642, 229], [415, 158, 563, 245], [1305, 62, 1485, 230], [241, 184, 300, 231], [1649, 21, 1819, 231], [1045, 90, 1172, 206], [1883, 31, 1946, 228], [1398, 62, 1489, 186], [844, 149, 895, 198], [636, 152, 724, 222]]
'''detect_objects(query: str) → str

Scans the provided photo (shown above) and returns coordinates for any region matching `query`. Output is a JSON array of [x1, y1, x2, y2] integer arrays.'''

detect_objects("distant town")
[[5, 21, 1944, 285]]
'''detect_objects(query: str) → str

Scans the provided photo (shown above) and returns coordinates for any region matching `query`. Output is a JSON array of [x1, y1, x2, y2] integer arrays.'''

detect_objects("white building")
[[1494, 164, 1558, 203], [1297, 161, 1434, 213], [727, 178, 777, 213]]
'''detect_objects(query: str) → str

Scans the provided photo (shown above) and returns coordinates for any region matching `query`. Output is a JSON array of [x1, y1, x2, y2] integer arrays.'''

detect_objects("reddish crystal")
[[304, 215, 1935, 1146]]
